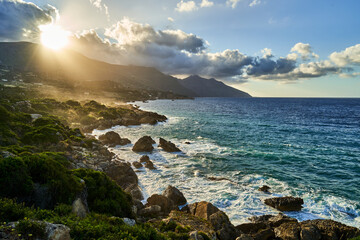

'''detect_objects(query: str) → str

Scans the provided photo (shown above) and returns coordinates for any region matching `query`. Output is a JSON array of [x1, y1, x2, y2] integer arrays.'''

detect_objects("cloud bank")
[[0, 0, 55, 41]]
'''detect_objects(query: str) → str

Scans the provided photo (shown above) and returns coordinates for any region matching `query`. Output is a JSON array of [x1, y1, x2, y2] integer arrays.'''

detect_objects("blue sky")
[[1, 0, 360, 97]]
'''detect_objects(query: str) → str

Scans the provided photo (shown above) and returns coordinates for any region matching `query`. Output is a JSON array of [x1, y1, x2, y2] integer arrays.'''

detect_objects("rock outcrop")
[[264, 196, 304, 211], [98, 131, 131, 147], [104, 161, 138, 190], [159, 138, 181, 152], [162, 185, 187, 206], [146, 194, 176, 215], [132, 136, 155, 152], [258, 185, 271, 193]]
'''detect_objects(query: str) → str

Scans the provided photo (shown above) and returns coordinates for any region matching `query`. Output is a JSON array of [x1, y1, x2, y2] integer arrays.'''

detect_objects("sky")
[[0, 0, 360, 97]]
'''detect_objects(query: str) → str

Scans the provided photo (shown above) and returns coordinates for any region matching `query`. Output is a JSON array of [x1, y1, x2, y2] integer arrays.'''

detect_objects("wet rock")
[[132, 136, 155, 152], [132, 161, 143, 168], [274, 222, 301, 240], [144, 160, 156, 170], [146, 194, 176, 215], [104, 162, 138, 190], [99, 131, 131, 147], [258, 185, 271, 193], [249, 213, 298, 228], [162, 185, 187, 206], [252, 228, 274, 240], [264, 196, 304, 211], [189, 201, 220, 220], [159, 138, 181, 152], [140, 155, 151, 163]]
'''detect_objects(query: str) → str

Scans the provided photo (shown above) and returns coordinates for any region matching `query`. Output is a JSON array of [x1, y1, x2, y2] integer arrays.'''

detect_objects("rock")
[[140, 155, 151, 163], [162, 185, 187, 206], [122, 218, 136, 227], [209, 211, 238, 240], [252, 228, 275, 240], [185, 141, 191, 144], [144, 160, 156, 170], [146, 194, 176, 215], [45, 222, 71, 240], [258, 185, 271, 193], [125, 184, 144, 201], [98, 131, 131, 147], [132, 136, 155, 152], [139, 116, 158, 125], [138, 205, 162, 217], [189, 231, 205, 240], [301, 219, 360, 240], [133, 199, 145, 214], [159, 138, 181, 152], [104, 162, 138, 189], [72, 198, 88, 218], [189, 201, 220, 220], [30, 113, 42, 120], [300, 223, 321, 240], [264, 196, 304, 211], [274, 222, 301, 240], [132, 161, 143, 168], [236, 234, 254, 240], [0, 150, 16, 158], [249, 213, 298, 228], [236, 222, 267, 234]]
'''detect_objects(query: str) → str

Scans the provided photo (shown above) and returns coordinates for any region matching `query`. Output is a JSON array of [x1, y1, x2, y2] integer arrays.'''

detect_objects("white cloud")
[[226, 0, 241, 8], [291, 42, 319, 60], [261, 48, 273, 58], [89, 0, 110, 19], [200, 0, 214, 8], [168, 17, 174, 22], [249, 0, 261, 7], [330, 44, 360, 67], [175, 1, 198, 12]]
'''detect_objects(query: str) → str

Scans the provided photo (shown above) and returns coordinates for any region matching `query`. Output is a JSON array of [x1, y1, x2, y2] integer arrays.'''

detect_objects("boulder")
[[162, 185, 187, 206], [140, 155, 151, 163], [258, 185, 271, 193], [144, 160, 156, 170], [264, 196, 304, 211], [300, 223, 321, 240], [104, 162, 138, 190], [132, 136, 155, 152], [189, 231, 205, 240], [72, 181, 89, 218], [274, 222, 301, 240], [138, 205, 162, 217], [146, 194, 176, 215], [159, 138, 181, 152], [209, 211, 238, 240], [249, 213, 298, 228], [132, 161, 143, 168], [98, 131, 131, 147], [45, 222, 71, 240], [300, 219, 360, 240], [236, 222, 267, 234], [189, 201, 220, 220], [125, 184, 144, 201]]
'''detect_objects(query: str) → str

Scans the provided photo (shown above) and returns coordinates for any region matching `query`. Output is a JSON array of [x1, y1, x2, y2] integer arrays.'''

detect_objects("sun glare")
[[40, 25, 69, 51]]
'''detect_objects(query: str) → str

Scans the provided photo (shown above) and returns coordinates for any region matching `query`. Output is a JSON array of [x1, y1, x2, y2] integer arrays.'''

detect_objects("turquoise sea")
[[93, 98, 360, 227]]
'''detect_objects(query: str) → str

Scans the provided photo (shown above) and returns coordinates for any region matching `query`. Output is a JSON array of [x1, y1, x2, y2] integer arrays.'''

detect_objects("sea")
[[93, 98, 360, 228]]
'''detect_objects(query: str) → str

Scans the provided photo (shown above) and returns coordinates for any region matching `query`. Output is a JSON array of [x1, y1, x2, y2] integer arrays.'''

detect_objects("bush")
[[0, 157, 33, 198], [0, 199, 29, 222], [15, 218, 46, 239], [73, 169, 134, 218]]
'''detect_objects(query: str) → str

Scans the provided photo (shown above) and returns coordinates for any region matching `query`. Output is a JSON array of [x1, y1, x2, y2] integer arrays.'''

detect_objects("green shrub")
[[15, 218, 46, 239], [73, 169, 134, 218], [79, 115, 97, 125], [0, 157, 33, 198], [0, 199, 29, 222]]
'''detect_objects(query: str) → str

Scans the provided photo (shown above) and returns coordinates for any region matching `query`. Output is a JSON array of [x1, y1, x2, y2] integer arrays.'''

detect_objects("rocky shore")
[[0, 86, 359, 240]]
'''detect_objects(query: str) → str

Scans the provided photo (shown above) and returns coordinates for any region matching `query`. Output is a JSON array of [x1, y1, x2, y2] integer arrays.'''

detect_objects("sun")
[[40, 24, 69, 51]]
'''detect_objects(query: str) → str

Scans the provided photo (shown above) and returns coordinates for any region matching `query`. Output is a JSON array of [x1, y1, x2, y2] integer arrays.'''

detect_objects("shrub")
[[0, 199, 29, 222], [73, 169, 134, 218], [15, 218, 46, 239]]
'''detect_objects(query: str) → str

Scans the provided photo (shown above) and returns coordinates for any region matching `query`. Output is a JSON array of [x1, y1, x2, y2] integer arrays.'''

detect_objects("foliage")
[[15, 218, 46, 240], [73, 169, 134, 218]]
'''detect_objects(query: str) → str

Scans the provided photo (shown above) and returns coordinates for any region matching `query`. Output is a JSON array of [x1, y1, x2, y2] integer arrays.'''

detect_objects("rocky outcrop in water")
[[98, 131, 131, 147], [159, 138, 181, 152], [264, 196, 304, 211], [132, 136, 155, 152], [258, 185, 271, 193]]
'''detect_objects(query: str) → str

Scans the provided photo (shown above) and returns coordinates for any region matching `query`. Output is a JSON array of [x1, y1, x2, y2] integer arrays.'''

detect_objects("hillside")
[[0, 42, 251, 98], [179, 75, 251, 98]]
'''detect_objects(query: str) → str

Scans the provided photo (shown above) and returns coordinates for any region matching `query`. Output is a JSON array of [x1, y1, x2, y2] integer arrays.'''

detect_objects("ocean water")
[[93, 98, 360, 227]]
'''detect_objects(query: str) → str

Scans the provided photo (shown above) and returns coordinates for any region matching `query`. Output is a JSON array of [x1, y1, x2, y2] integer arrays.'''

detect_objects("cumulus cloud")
[[200, 0, 214, 8], [330, 44, 360, 67], [89, 0, 109, 19], [0, 0, 55, 41], [175, 0, 198, 12], [290, 42, 319, 60]]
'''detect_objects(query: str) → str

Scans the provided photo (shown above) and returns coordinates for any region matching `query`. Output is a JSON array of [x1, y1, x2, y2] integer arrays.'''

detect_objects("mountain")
[[0, 42, 251, 98], [178, 75, 251, 98]]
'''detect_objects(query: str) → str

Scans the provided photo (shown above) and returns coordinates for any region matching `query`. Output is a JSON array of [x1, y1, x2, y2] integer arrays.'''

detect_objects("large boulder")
[[274, 222, 301, 240], [209, 211, 238, 240], [159, 138, 181, 152], [264, 196, 304, 211], [99, 131, 131, 147], [162, 185, 187, 206], [146, 194, 176, 215], [132, 136, 155, 152], [138, 205, 162, 217], [189, 201, 220, 220], [104, 162, 138, 190]]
